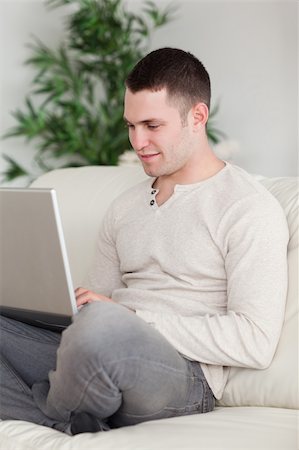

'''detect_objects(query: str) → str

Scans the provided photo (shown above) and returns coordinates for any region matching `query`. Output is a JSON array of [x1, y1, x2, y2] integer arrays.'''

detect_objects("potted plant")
[[2, 0, 224, 182]]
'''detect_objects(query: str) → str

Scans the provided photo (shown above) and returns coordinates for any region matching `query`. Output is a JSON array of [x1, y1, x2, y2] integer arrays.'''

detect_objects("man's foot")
[[70, 411, 110, 435]]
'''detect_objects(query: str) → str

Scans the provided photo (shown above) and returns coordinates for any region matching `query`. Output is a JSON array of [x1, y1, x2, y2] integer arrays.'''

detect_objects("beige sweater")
[[87, 163, 289, 399]]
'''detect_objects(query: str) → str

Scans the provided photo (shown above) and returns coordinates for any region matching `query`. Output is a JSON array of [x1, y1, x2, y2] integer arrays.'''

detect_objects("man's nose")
[[130, 129, 150, 151]]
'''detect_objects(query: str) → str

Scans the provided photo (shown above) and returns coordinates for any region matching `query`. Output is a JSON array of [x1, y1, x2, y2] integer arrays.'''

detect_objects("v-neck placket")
[[148, 187, 160, 211], [147, 186, 186, 212], [147, 162, 230, 211]]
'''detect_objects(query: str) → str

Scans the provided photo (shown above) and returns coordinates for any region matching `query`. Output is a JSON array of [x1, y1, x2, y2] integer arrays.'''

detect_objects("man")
[[0, 48, 289, 435]]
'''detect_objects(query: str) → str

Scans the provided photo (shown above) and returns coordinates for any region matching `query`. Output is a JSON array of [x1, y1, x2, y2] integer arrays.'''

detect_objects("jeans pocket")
[[180, 360, 215, 415], [200, 378, 216, 413]]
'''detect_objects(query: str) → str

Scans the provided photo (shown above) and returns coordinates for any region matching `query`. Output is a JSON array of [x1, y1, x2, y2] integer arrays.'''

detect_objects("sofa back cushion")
[[32, 168, 298, 409]]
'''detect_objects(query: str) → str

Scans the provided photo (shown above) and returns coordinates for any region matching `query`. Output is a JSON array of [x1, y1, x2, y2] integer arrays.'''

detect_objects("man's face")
[[123, 88, 196, 179]]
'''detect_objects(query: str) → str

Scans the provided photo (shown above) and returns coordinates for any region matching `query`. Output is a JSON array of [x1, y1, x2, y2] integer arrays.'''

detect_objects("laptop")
[[0, 187, 78, 331]]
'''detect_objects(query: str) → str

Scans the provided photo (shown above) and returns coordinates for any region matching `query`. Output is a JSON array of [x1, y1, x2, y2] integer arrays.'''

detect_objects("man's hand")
[[75, 287, 113, 308]]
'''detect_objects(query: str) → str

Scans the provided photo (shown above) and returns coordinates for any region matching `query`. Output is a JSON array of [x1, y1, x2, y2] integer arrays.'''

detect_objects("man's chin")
[[142, 166, 158, 178]]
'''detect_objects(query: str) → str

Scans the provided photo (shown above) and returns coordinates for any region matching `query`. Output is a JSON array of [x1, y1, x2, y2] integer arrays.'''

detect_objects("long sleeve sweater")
[[86, 163, 289, 399]]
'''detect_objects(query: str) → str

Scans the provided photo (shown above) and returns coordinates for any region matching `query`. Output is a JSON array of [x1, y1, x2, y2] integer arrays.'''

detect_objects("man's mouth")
[[138, 152, 160, 161]]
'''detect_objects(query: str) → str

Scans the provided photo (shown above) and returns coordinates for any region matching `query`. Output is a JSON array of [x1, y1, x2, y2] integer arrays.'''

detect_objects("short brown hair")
[[125, 47, 211, 121]]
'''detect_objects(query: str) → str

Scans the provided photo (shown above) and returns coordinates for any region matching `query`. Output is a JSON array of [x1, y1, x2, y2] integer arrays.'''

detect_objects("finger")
[[75, 287, 88, 296], [75, 288, 94, 302], [76, 294, 96, 305], [76, 291, 106, 306], [76, 291, 94, 306]]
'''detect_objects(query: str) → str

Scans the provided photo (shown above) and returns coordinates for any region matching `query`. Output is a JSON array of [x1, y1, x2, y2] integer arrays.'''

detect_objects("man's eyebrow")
[[123, 117, 165, 125]]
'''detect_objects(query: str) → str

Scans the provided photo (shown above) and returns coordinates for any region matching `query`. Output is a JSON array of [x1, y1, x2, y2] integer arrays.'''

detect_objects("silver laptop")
[[0, 187, 78, 331]]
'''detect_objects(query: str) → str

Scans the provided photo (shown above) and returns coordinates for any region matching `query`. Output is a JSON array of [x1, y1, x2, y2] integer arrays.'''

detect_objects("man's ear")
[[192, 102, 209, 128]]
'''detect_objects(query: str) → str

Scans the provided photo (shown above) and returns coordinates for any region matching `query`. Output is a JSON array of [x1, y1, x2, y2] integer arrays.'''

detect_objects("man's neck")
[[154, 152, 225, 206]]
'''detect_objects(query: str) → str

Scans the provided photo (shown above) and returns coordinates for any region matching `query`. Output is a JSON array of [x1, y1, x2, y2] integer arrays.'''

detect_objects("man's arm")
[[135, 194, 289, 369], [83, 204, 126, 298]]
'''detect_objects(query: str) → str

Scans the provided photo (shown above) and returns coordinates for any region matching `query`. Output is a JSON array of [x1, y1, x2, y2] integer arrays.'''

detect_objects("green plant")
[[2, 0, 224, 182], [206, 102, 225, 144], [2, 0, 175, 181]]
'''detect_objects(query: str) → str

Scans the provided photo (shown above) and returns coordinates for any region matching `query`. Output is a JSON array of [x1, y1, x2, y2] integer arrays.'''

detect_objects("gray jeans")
[[0, 302, 215, 433]]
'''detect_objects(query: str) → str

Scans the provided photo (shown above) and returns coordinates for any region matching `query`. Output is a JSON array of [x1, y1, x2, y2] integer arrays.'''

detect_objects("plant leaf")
[[1, 154, 29, 181]]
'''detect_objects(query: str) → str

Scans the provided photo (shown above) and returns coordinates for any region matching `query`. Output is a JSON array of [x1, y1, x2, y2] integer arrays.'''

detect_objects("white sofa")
[[0, 165, 298, 450]]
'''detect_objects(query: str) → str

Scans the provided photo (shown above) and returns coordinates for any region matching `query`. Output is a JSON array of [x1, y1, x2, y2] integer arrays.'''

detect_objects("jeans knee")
[[58, 302, 136, 367]]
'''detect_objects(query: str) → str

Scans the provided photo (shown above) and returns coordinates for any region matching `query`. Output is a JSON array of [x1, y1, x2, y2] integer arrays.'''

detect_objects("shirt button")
[[151, 190, 156, 195], [150, 200, 155, 206]]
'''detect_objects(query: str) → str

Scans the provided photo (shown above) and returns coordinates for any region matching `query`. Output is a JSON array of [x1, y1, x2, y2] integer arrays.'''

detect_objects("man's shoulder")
[[204, 163, 287, 234], [215, 163, 282, 207], [214, 164, 288, 234], [220, 163, 267, 193], [108, 177, 151, 215]]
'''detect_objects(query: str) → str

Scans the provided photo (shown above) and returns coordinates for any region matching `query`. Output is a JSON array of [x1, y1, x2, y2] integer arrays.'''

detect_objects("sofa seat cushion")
[[0, 407, 297, 450]]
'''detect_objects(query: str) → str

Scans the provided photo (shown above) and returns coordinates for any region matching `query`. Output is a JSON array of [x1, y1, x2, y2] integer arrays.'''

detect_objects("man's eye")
[[148, 124, 160, 130]]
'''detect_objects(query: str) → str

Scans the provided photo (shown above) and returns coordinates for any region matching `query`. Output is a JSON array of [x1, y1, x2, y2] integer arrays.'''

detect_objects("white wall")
[[0, 0, 297, 186], [147, 0, 298, 177], [0, 0, 70, 185]]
